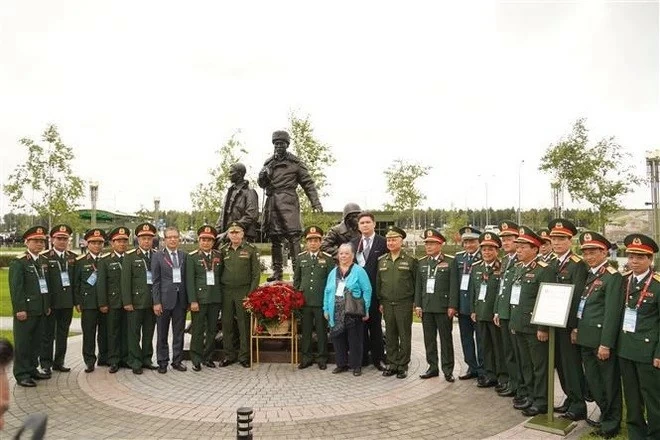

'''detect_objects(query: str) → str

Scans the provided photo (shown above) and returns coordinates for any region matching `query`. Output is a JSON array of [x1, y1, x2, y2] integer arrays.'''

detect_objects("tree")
[[190, 131, 247, 223], [539, 118, 642, 232], [384, 159, 431, 229], [3, 125, 84, 233], [288, 112, 336, 213], [444, 210, 469, 244]]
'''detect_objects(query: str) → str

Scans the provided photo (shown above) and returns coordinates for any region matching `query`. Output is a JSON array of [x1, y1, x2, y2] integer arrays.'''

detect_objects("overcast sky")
[[1, 0, 658, 218]]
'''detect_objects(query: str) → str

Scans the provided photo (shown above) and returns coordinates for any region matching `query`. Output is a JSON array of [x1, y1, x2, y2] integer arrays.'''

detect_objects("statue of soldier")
[[258, 130, 323, 281], [320, 202, 362, 258], [215, 163, 259, 244]]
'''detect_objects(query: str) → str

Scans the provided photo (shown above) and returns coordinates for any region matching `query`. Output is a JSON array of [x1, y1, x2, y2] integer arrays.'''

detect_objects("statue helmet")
[[272, 130, 290, 144], [342, 202, 362, 220]]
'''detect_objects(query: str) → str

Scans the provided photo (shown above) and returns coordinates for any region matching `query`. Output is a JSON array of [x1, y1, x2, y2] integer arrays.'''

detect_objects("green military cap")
[[623, 233, 658, 255], [227, 221, 244, 233], [498, 221, 519, 237], [272, 130, 290, 144], [50, 224, 72, 238], [548, 218, 578, 237], [479, 231, 501, 248], [304, 225, 323, 239], [197, 224, 217, 239], [579, 231, 611, 251], [515, 226, 543, 247], [108, 226, 130, 241], [385, 225, 406, 239], [537, 228, 551, 243], [135, 222, 157, 237], [459, 226, 481, 240], [84, 228, 106, 243], [23, 225, 48, 241], [422, 228, 445, 243]]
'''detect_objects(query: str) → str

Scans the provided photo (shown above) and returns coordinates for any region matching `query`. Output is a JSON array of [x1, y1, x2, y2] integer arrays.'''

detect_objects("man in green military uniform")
[[537, 229, 555, 263], [618, 233, 660, 440], [219, 222, 260, 368], [377, 226, 417, 379], [9, 226, 52, 387], [186, 225, 223, 371], [73, 228, 108, 372], [471, 232, 505, 389], [576, 231, 623, 438], [493, 221, 521, 399], [414, 228, 456, 382], [294, 226, 335, 370], [509, 227, 554, 416], [40, 224, 77, 373], [122, 222, 158, 374], [547, 219, 588, 422], [98, 226, 130, 373]]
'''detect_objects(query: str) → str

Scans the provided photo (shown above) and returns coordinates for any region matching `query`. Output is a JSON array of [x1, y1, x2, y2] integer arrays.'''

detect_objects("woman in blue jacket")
[[323, 243, 372, 376]]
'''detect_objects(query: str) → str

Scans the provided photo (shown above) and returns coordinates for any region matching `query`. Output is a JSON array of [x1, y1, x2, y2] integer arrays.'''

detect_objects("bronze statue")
[[215, 163, 259, 243]]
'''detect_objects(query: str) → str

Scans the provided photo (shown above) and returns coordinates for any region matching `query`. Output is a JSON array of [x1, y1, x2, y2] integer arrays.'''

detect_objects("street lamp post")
[[517, 160, 524, 225], [154, 197, 161, 228], [90, 182, 99, 228], [646, 152, 660, 260]]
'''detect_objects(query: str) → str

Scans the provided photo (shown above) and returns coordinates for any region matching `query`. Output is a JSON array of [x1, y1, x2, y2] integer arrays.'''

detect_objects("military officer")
[[9, 226, 52, 387], [509, 227, 554, 416], [471, 232, 505, 389], [547, 219, 588, 422], [186, 225, 223, 371], [122, 222, 158, 374], [294, 226, 335, 370], [414, 228, 456, 382], [219, 222, 260, 368], [73, 228, 108, 372], [448, 226, 483, 380], [40, 224, 77, 374], [377, 226, 417, 379], [537, 229, 555, 263], [493, 221, 522, 399], [618, 233, 660, 440], [576, 231, 623, 438], [98, 226, 130, 373]]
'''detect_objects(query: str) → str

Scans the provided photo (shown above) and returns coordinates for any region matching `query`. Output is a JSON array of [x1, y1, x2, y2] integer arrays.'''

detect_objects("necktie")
[[363, 237, 371, 260], [311, 254, 317, 262], [171, 251, 179, 268]]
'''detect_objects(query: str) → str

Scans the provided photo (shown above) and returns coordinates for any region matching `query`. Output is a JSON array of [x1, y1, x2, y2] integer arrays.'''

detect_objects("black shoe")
[[119, 361, 131, 369], [522, 406, 547, 417], [497, 387, 515, 397], [219, 359, 236, 367], [97, 361, 109, 367], [17, 378, 37, 387], [332, 366, 349, 374], [109, 365, 119, 374], [419, 370, 439, 379], [318, 362, 327, 370], [240, 360, 250, 368], [560, 411, 586, 422], [512, 395, 527, 404], [382, 369, 396, 377], [494, 383, 507, 392], [171, 363, 187, 372], [373, 361, 386, 372], [158, 365, 167, 374], [458, 372, 478, 380], [142, 364, 158, 370], [192, 363, 202, 372], [203, 360, 216, 368], [353, 368, 362, 376], [585, 418, 601, 428], [590, 430, 617, 439], [84, 364, 95, 373], [477, 379, 498, 388], [41, 367, 52, 375], [396, 371, 408, 379], [266, 274, 282, 282], [53, 365, 71, 372], [132, 367, 143, 375], [553, 401, 570, 414], [444, 374, 455, 382], [31, 371, 50, 380], [298, 361, 313, 370], [513, 398, 533, 410]]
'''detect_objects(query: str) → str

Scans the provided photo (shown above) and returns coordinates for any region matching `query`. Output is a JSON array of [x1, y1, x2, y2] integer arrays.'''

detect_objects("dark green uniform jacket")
[[617, 271, 660, 363], [471, 259, 502, 321], [576, 264, 623, 349], [494, 254, 518, 319], [74, 253, 102, 309], [510, 260, 553, 334], [551, 252, 588, 330], [121, 248, 154, 309], [293, 251, 335, 307], [98, 252, 124, 309], [414, 254, 455, 312], [186, 249, 223, 304], [219, 242, 260, 292], [377, 251, 418, 302], [40, 248, 77, 309], [9, 253, 51, 314]]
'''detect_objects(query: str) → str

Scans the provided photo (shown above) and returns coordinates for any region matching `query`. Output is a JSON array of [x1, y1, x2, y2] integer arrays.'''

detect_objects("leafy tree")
[[384, 159, 431, 229], [190, 131, 247, 222], [539, 118, 641, 232], [3, 125, 84, 233], [288, 112, 336, 213], [444, 210, 469, 244]]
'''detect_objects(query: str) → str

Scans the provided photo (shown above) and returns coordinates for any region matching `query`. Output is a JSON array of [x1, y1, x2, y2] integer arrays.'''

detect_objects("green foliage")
[[288, 112, 336, 213], [539, 118, 642, 232], [444, 211, 470, 244], [3, 125, 84, 232], [384, 160, 431, 228]]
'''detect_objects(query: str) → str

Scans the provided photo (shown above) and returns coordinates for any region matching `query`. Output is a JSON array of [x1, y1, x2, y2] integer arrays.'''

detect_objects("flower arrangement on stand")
[[243, 282, 305, 334]]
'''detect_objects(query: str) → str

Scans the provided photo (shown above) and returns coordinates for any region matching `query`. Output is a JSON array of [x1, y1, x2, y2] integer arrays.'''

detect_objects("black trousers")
[[156, 302, 187, 366], [333, 320, 364, 369], [270, 233, 301, 276], [362, 295, 384, 365]]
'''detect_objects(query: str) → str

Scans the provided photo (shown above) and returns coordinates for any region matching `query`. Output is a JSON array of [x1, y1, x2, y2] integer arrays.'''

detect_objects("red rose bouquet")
[[243, 282, 305, 332]]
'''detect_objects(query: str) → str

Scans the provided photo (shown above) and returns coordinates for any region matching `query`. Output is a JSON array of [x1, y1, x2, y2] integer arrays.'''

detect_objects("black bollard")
[[236, 407, 253, 439]]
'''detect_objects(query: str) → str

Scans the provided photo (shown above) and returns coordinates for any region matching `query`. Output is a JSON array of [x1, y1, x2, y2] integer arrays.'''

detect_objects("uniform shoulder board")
[[297, 251, 307, 256], [76, 254, 87, 261], [100, 252, 111, 259], [653, 272, 660, 282], [189, 249, 199, 255], [514, 261, 523, 267], [471, 259, 482, 267], [321, 251, 332, 258], [219, 243, 229, 250], [606, 266, 617, 274], [377, 253, 388, 260], [39, 249, 50, 256], [418, 255, 429, 261], [212, 249, 222, 256], [537, 261, 548, 268], [570, 254, 582, 262], [66, 250, 78, 257], [621, 270, 632, 277], [17, 253, 28, 260], [126, 249, 137, 254], [455, 250, 466, 255]]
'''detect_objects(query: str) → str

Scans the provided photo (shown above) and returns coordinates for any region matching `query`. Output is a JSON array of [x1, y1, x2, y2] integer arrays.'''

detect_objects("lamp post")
[[517, 160, 524, 225], [646, 152, 660, 260], [154, 197, 161, 228], [90, 182, 99, 228]]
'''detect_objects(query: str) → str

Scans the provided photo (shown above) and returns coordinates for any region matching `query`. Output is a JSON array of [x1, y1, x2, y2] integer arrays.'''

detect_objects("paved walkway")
[[2, 322, 598, 439]]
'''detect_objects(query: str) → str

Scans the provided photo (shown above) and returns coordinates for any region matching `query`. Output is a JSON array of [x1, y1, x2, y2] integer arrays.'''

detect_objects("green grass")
[[0, 329, 13, 344]]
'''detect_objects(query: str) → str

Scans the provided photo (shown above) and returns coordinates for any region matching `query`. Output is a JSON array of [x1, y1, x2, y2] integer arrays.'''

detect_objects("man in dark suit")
[[152, 226, 188, 373], [350, 211, 388, 371]]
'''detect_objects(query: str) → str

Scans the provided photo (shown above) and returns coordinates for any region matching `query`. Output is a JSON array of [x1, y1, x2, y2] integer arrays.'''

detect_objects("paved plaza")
[[2, 322, 599, 439]]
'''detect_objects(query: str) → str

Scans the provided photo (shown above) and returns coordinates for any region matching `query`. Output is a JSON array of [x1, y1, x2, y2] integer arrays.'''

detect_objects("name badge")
[[478, 283, 487, 301], [172, 267, 182, 283], [86, 271, 98, 286], [336, 281, 346, 297], [622, 307, 637, 332], [60, 271, 71, 287], [577, 298, 586, 319], [39, 277, 49, 294], [460, 274, 470, 291], [146, 270, 153, 285], [356, 252, 366, 267], [206, 270, 215, 286], [426, 277, 436, 294], [509, 283, 521, 305]]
